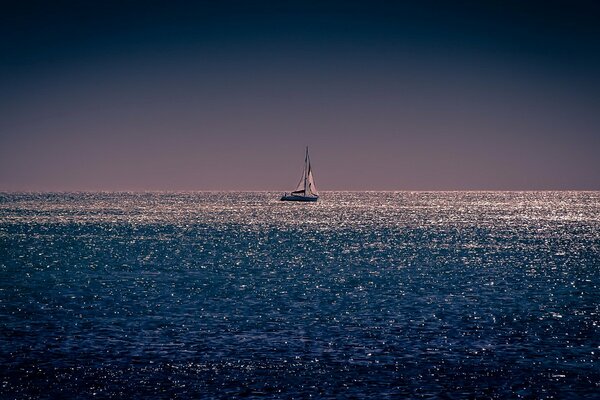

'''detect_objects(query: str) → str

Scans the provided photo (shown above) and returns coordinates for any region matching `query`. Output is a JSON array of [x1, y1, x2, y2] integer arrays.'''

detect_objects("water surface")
[[1, 192, 598, 398]]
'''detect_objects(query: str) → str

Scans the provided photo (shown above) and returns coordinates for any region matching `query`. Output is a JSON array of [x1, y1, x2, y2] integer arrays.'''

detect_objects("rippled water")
[[1, 192, 599, 399]]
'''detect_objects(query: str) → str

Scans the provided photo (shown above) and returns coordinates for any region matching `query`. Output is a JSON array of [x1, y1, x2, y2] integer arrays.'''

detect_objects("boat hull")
[[280, 195, 318, 202]]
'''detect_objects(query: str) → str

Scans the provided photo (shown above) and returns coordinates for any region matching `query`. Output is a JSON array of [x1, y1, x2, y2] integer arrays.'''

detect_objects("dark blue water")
[[1, 192, 598, 399]]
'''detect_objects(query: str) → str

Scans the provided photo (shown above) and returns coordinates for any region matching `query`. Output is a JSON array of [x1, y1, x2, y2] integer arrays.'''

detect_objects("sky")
[[1, 0, 599, 191]]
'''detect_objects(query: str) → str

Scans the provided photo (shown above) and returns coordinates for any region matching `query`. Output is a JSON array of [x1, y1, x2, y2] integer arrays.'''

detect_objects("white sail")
[[307, 166, 318, 196]]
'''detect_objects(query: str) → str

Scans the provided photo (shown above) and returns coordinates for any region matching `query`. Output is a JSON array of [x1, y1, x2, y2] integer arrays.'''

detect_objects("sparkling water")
[[1, 192, 598, 398]]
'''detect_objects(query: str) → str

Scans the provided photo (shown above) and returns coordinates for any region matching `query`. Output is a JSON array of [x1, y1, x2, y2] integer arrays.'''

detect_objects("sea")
[[1, 192, 598, 399]]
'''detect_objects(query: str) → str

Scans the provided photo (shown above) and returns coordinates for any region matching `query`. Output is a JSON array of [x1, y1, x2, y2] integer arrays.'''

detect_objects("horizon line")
[[1, 189, 600, 194]]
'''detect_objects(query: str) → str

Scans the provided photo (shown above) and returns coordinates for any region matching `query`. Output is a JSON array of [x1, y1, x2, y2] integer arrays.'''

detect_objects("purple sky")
[[1, 1, 599, 190]]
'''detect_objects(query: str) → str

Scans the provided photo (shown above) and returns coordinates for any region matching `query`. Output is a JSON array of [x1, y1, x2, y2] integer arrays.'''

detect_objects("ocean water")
[[1, 192, 598, 399]]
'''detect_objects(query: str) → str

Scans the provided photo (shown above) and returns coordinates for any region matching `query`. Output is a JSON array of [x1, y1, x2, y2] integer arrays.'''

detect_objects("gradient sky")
[[1, 1, 599, 191]]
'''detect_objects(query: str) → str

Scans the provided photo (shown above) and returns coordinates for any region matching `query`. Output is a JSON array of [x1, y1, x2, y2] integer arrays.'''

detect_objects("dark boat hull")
[[280, 195, 318, 202]]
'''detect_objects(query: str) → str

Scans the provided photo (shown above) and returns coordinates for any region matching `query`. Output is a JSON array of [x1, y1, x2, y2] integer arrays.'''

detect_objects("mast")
[[304, 146, 308, 196]]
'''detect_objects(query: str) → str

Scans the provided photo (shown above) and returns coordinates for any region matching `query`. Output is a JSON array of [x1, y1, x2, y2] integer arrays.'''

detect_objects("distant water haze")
[[1, 1, 599, 191]]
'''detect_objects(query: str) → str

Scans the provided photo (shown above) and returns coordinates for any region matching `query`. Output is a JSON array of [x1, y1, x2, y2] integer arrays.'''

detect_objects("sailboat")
[[280, 147, 319, 202]]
